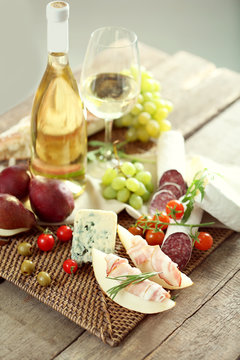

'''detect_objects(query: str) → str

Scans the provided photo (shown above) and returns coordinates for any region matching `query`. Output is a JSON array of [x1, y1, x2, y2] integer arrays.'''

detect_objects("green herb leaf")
[[106, 271, 160, 300]]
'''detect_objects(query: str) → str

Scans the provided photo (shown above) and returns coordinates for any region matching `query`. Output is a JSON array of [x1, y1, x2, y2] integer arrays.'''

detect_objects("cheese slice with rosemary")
[[71, 209, 117, 264]]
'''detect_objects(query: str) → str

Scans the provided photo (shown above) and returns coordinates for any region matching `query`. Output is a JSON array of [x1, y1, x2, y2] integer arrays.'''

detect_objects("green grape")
[[135, 182, 147, 196], [145, 181, 154, 193], [121, 162, 136, 177], [137, 126, 150, 142], [130, 64, 140, 79], [103, 186, 117, 199], [153, 98, 166, 109], [111, 176, 126, 190], [135, 171, 152, 185], [121, 114, 133, 127], [131, 116, 141, 128], [134, 162, 144, 173], [114, 117, 124, 128], [142, 190, 151, 202], [143, 101, 157, 115], [102, 168, 118, 185], [126, 177, 140, 192], [141, 69, 152, 81], [129, 193, 143, 210], [141, 78, 155, 92], [153, 108, 169, 122], [138, 112, 151, 125], [131, 103, 143, 116], [117, 188, 130, 202], [126, 127, 138, 142], [152, 92, 161, 99], [164, 100, 173, 112], [142, 92, 153, 102], [137, 94, 144, 104], [146, 120, 160, 138], [152, 80, 161, 92], [159, 119, 172, 132]]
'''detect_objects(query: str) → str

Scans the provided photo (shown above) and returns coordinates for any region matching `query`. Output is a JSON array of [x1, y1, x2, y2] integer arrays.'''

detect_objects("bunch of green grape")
[[115, 67, 173, 142], [101, 161, 154, 210]]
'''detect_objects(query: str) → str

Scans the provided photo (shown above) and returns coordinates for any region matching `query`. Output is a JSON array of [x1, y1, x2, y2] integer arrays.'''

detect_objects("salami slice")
[[149, 189, 176, 216], [159, 169, 187, 195], [161, 232, 192, 270], [159, 182, 182, 199]]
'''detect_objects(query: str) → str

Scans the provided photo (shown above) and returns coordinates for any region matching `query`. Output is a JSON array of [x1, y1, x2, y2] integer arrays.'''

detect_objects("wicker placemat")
[[0, 210, 234, 346]]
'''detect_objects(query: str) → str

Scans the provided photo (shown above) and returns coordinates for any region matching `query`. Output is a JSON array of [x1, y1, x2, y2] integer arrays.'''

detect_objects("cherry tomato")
[[194, 232, 213, 251], [166, 200, 184, 220], [152, 212, 170, 230], [57, 225, 73, 242], [128, 226, 143, 236], [136, 215, 150, 228], [37, 233, 55, 251], [145, 229, 165, 246], [63, 259, 78, 274]]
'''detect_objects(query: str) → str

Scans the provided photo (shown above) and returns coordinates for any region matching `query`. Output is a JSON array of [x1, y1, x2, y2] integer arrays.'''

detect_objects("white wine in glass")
[[80, 26, 141, 159]]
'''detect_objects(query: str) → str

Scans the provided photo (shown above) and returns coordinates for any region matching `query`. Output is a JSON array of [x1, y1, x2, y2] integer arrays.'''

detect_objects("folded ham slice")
[[105, 253, 170, 303]]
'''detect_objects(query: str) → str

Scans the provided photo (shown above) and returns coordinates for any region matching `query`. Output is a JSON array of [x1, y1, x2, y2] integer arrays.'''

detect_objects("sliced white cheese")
[[157, 130, 186, 181], [195, 176, 240, 232], [71, 209, 117, 264], [187, 156, 240, 232]]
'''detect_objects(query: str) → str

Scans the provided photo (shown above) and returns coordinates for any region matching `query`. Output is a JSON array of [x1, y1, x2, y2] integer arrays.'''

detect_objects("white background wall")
[[0, 0, 240, 116]]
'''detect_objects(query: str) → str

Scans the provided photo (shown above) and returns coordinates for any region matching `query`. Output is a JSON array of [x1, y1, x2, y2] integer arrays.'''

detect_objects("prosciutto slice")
[[105, 254, 170, 303], [126, 236, 182, 287]]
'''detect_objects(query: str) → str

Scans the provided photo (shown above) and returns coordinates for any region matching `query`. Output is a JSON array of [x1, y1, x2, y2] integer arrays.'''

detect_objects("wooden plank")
[[0, 281, 84, 360], [145, 272, 240, 360], [52, 231, 240, 360], [151, 52, 240, 137], [185, 99, 240, 164]]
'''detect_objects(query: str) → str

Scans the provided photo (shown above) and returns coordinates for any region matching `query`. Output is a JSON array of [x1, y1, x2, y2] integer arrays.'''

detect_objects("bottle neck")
[[47, 19, 69, 54], [48, 52, 69, 67]]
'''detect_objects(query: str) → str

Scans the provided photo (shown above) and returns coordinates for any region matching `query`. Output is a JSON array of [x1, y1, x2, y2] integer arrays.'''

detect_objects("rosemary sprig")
[[107, 271, 160, 299]]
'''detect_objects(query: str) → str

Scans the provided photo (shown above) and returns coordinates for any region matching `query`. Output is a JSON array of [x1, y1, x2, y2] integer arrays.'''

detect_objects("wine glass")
[[80, 26, 141, 160]]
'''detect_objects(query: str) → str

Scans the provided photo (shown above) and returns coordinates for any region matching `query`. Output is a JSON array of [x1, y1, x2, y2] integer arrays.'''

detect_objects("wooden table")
[[0, 43, 239, 360]]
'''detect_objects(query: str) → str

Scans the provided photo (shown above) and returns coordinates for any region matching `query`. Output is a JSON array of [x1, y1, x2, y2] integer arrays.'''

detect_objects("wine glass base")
[[87, 157, 120, 180]]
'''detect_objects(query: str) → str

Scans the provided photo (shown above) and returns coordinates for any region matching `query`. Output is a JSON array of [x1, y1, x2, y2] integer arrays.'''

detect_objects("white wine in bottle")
[[30, 1, 87, 196]]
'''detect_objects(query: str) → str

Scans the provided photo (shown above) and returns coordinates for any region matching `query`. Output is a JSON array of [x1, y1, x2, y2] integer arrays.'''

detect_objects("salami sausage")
[[161, 232, 192, 270], [161, 204, 203, 270], [149, 189, 176, 216], [159, 169, 187, 195], [159, 181, 182, 199]]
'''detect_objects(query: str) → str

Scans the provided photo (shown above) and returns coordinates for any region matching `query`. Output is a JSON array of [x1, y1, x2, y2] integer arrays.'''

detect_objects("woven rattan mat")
[[0, 212, 234, 346]]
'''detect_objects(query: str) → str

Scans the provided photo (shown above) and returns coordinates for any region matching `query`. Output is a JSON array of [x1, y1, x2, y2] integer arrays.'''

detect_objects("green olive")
[[20, 260, 35, 276], [17, 242, 33, 256], [37, 272, 51, 287]]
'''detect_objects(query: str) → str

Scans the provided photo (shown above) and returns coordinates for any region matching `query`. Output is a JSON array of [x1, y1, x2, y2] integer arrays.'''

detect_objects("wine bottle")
[[30, 1, 87, 196]]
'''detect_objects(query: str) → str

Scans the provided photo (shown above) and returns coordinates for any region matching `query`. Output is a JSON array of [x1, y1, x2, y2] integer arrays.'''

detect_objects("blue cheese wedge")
[[71, 209, 117, 264]]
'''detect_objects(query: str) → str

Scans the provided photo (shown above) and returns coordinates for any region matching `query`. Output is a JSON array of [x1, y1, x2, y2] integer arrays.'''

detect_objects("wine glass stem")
[[105, 119, 113, 144], [103, 119, 113, 159]]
